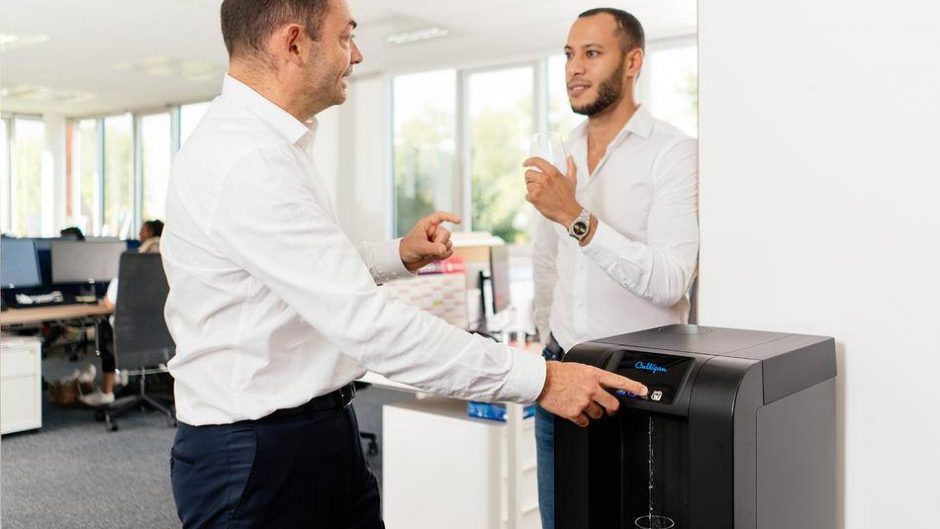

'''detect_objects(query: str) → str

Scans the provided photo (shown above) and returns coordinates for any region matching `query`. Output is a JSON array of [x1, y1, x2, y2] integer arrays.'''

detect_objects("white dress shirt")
[[533, 106, 699, 352], [162, 75, 545, 426]]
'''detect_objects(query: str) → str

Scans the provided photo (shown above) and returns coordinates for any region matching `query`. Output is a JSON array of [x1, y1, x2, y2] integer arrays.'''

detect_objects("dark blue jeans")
[[170, 404, 383, 529], [536, 343, 563, 529]]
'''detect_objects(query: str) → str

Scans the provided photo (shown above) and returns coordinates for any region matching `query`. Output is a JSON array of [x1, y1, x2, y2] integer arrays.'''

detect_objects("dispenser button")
[[650, 390, 663, 402]]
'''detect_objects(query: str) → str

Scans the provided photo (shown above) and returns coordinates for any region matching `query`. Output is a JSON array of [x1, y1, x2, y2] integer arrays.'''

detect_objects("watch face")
[[572, 221, 588, 237]]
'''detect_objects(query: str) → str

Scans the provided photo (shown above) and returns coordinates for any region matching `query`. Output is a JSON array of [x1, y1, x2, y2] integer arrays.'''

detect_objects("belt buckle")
[[339, 383, 355, 407]]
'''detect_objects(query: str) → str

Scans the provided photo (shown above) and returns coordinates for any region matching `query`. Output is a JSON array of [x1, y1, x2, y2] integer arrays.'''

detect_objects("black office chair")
[[101, 252, 176, 431]]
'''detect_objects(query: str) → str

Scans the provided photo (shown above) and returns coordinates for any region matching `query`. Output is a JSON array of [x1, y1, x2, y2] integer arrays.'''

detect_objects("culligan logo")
[[635, 361, 668, 374]]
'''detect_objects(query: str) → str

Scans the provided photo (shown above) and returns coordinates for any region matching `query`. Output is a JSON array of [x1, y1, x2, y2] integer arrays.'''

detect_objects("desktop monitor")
[[50, 240, 125, 283], [489, 244, 511, 314], [1, 239, 42, 289], [32, 238, 58, 285]]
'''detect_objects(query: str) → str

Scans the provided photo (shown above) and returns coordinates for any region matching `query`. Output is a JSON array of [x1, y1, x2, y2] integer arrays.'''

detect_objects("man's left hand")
[[400, 211, 461, 273], [523, 156, 582, 226]]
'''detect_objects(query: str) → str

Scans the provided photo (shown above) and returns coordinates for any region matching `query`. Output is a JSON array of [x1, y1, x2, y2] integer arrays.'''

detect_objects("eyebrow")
[[564, 43, 605, 51]]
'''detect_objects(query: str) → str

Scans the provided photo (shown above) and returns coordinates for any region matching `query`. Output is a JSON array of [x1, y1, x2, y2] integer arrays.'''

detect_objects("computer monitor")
[[489, 244, 511, 314], [1, 239, 42, 289], [32, 238, 57, 285], [51, 240, 125, 283]]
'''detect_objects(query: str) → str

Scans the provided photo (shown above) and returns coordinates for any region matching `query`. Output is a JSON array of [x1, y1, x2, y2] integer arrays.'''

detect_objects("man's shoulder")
[[189, 105, 285, 153], [178, 106, 294, 170], [647, 116, 696, 152]]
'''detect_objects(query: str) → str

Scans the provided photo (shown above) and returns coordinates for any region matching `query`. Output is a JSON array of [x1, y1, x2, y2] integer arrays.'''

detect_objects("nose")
[[351, 39, 363, 65], [567, 52, 586, 80]]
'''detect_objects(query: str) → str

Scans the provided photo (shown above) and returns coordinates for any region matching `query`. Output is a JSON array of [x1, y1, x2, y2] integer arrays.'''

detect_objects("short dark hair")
[[60, 226, 85, 241], [220, 0, 331, 58], [143, 220, 164, 237], [578, 7, 645, 53]]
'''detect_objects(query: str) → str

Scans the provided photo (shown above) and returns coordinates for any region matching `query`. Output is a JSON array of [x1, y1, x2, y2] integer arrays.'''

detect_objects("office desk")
[[0, 304, 113, 327]]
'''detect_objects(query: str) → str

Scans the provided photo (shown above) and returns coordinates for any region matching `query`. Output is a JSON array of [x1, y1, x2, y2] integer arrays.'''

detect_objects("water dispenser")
[[555, 325, 836, 529]]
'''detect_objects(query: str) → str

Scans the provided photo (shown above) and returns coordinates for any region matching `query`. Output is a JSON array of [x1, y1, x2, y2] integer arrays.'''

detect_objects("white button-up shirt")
[[162, 75, 545, 426], [533, 106, 699, 352]]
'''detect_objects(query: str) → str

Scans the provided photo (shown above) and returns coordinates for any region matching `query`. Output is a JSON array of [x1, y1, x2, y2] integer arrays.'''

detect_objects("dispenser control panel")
[[614, 351, 694, 405]]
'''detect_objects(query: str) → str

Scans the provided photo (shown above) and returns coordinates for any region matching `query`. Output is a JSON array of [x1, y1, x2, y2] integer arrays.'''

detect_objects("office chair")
[[100, 252, 176, 432]]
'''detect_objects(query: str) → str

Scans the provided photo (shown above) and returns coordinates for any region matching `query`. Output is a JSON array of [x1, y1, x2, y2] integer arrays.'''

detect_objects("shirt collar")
[[221, 74, 316, 145], [570, 104, 654, 144]]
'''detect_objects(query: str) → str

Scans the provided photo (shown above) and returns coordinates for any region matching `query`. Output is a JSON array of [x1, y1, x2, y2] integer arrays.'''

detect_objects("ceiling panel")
[[0, 0, 695, 116]]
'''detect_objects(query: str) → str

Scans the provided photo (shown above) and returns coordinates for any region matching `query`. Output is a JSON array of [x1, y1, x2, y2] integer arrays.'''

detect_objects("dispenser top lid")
[[589, 325, 836, 403], [594, 324, 831, 362]]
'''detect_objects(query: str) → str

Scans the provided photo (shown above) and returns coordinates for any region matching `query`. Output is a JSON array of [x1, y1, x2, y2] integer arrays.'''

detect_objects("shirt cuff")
[[500, 347, 547, 404], [372, 238, 414, 283]]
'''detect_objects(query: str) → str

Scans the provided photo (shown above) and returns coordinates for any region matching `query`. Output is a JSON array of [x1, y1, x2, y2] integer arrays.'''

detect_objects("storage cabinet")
[[1, 336, 43, 434], [383, 397, 540, 529]]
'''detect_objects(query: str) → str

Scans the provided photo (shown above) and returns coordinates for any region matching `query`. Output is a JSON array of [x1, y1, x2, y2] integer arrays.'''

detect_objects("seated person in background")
[[138, 219, 163, 253], [79, 222, 163, 406], [60, 226, 86, 241]]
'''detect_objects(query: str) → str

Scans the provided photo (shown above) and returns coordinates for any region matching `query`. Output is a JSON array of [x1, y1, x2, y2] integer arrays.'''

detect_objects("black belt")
[[262, 383, 356, 421], [543, 334, 564, 361]]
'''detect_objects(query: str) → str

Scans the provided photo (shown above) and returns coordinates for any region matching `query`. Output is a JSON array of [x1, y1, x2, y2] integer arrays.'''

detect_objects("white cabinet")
[[383, 397, 540, 529], [1, 336, 43, 434]]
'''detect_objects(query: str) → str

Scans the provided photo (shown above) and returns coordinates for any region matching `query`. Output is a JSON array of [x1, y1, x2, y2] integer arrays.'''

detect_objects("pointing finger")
[[598, 371, 648, 397], [424, 211, 462, 227]]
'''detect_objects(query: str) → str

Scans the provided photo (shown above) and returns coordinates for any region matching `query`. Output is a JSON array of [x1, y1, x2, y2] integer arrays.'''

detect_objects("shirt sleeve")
[[356, 239, 414, 284], [532, 212, 559, 345], [581, 138, 699, 308], [210, 146, 546, 403]]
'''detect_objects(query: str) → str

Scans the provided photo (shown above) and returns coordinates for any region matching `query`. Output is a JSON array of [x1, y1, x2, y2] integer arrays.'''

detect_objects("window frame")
[[53, 101, 208, 237]]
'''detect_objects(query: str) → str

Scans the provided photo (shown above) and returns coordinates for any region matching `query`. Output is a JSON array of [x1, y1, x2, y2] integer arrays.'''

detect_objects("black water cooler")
[[555, 325, 836, 529]]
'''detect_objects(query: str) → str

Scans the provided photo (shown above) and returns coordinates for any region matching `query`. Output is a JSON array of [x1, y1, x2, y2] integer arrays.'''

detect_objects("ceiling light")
[[0, 85, 94, 104], [386, 27, 449, 45], [119, 56, 225, 82], [0, 33, 50, 52]]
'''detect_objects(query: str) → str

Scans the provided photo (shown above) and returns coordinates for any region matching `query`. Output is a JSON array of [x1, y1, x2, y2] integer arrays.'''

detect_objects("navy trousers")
[[170, 404, 383, 529]]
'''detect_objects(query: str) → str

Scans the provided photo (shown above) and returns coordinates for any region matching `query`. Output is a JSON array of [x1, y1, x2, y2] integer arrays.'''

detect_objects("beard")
[[571, 56, 627, 117]]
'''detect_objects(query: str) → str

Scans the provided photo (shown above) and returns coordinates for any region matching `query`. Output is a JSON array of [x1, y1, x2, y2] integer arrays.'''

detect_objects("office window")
[[70, 119, 100, 235], [468, 66, 534, 243], [392, 70, 456, 237], [646, 44, 698, 137], [0, 119, 10, 234], [180, 101, 211, 147], [11, 118, 45, 236], [547, 55, 584, 140], [103, 114, 133, 237], [140, 113, 172, 221]]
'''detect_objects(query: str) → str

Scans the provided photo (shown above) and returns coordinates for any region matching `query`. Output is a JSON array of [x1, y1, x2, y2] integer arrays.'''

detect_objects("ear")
[[626, 47, 644, 79], [268, 23, 306, 65]]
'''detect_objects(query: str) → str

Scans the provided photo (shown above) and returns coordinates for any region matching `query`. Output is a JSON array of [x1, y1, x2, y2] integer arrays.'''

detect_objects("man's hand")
[[400, 211, 461, 273], [538, 361, 648, 428], [524, 156, 582, 227]]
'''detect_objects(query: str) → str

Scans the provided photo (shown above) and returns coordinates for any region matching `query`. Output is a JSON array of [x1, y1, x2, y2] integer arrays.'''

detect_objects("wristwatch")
[[567, 209, 591, 241]]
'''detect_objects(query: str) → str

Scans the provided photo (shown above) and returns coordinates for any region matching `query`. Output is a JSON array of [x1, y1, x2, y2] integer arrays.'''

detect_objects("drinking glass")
[[634, 515, 676, 529], [528, 132, 568, 172]]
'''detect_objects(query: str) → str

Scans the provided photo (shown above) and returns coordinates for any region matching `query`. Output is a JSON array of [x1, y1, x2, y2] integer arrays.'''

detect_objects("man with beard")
[[162, 1, 649, 527], [523, 8, 699, 529]]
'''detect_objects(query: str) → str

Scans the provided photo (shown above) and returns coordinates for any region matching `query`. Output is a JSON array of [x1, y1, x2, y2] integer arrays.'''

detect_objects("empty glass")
[[528, 132, 568, 171]]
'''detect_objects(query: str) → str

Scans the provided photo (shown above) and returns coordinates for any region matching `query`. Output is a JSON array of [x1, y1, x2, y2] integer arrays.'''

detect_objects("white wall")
[[334, 76, 392, 242], [698, 2, 940, 528]]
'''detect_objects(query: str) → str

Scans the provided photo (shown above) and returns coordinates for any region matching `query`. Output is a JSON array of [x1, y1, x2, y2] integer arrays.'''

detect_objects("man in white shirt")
[[163, 1, 648, 527], [524, 8, 699, 529]]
